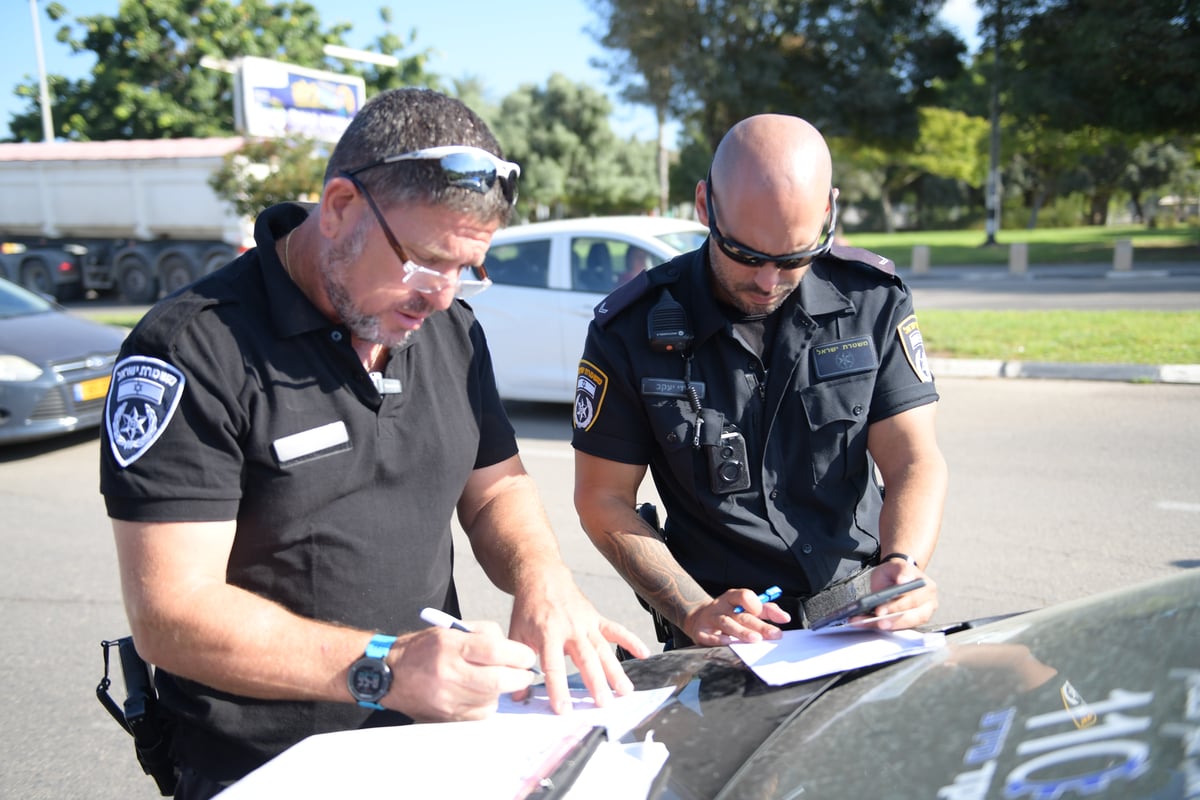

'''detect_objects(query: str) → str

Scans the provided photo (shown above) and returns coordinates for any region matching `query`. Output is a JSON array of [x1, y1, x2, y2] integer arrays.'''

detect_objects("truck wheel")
[[202, 246, 235, 275], [20, 257, 56, 298], [117, 255, 159, 304], [160, 253, 196, 296]]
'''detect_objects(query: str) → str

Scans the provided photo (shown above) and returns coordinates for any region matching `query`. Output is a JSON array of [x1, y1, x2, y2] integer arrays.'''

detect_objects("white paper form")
[[729, 628, 946, 686], [215, 687, 676, 800]]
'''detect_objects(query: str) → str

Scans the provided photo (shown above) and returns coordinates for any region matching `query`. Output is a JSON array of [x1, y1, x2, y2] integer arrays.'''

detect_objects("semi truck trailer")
[[0, 137, 252, 303]]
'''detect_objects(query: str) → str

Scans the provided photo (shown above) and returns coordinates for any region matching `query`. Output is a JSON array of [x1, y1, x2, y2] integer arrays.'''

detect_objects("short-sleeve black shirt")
[[99, 203, 518, 779], [571, 245, 938, 602]]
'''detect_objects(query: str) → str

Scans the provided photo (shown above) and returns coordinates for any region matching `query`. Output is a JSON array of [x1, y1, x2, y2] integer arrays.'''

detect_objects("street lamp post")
[[29, 0, 55, 141]]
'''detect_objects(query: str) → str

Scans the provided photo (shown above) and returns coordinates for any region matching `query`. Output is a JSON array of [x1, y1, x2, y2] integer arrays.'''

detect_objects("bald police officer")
[[572, 114, 948, 650]]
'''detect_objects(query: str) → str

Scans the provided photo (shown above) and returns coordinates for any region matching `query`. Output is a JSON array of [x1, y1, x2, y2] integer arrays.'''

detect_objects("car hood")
[[622, 570, 1200, 800], [0, 310, 127, 364]]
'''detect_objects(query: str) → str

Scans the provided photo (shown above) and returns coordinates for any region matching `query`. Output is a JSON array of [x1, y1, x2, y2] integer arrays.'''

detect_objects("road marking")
[[1157, 501, 1200, 513]]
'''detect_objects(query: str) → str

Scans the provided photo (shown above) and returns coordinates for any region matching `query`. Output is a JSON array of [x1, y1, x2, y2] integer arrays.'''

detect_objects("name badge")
[[641, 378, 706, 400], [272, 420, 351, 465], [812, 337, 878, 380]]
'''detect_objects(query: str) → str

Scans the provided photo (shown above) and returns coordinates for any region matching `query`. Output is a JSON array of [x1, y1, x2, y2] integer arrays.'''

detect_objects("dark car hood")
[[0, 310, 127, 364], [622, 570, 1200, 800]]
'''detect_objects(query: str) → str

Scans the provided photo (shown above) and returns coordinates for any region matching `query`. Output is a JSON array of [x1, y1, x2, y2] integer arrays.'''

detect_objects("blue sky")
[[2, 0, 980, 142]]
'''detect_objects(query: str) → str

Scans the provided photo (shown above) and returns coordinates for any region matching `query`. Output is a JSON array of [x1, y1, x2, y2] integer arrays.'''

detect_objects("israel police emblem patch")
[[896, 314, 934, 383], [106, 356, 186, 467], [574, 360, 609, 431]]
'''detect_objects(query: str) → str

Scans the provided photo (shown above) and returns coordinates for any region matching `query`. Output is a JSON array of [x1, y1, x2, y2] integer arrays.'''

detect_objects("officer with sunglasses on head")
[[100, 87, 648, 798], [572, 113, 948, 652]]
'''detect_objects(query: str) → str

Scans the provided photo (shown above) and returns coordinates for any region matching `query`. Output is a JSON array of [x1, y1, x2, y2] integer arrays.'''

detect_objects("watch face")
[[348, 656, 392, 703]]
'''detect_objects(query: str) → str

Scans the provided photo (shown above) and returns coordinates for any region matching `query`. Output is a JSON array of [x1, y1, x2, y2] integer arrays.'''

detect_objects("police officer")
[[572, 113, 948, 649], [101, 88, 647, 798]]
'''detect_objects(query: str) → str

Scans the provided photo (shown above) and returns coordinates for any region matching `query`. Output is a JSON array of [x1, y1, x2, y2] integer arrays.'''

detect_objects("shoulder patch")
[[573, 360, 609, 431], [827, 244, 896, 276], [106, 356, 186, 467], [896, 314, 934, 383]]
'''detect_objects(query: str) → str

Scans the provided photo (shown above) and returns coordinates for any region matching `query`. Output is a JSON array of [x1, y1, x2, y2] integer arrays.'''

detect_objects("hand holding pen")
[[372, 609, 539, 722], [688, 585, 792, 647], [421, 608, 544, 679]]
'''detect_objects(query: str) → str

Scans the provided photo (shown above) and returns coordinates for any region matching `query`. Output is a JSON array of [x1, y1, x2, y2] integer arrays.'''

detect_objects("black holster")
[[97, 637, 178, 796]]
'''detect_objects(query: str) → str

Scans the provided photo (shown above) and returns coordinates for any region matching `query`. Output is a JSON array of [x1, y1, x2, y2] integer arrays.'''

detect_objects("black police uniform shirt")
[[571, 244, 938, 607], [99, 203, 519, 781]]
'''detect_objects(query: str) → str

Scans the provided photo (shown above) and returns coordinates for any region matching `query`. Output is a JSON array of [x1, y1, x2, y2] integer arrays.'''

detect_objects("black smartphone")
[[808, 578, 928, 630]]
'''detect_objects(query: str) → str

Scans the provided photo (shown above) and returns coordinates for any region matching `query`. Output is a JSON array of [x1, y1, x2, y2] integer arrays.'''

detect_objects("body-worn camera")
[[707, 430, 751, 494]]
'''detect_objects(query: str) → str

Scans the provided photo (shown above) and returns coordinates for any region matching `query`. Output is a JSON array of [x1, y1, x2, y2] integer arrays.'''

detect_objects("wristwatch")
[[347, 634, 398, 710]]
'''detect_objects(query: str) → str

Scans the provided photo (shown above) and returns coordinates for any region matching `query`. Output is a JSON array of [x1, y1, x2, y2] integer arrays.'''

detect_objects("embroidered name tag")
[[272, 421, 351, 465], [812, 336, 878, 380], [640, 378, 706, 400]]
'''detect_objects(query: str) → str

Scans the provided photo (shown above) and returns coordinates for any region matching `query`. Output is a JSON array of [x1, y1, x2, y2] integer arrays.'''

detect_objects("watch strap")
[[365, 633, 398, 659]]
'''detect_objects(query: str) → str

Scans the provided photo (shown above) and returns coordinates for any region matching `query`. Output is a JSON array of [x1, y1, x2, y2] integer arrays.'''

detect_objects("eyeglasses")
[[705, 174, 838, 270], [344, 145, 521, 207], [340, 171, 493, 299]]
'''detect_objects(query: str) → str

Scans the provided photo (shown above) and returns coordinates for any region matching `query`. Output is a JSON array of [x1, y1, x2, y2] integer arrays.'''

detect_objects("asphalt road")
[[2, 375, 1198, 799], [908, 272, 1200, 311]]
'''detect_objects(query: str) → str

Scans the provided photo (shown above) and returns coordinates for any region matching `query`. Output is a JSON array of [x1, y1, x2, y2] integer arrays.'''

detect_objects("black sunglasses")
[[345, 145, 521, 206], [705, 173, 838, 270]]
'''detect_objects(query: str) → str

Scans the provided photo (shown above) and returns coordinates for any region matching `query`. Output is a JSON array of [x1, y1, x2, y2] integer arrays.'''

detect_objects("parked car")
[[0, 276, 127, 445], [471, 216, 709, 403], [620, 569, 1200, 799]]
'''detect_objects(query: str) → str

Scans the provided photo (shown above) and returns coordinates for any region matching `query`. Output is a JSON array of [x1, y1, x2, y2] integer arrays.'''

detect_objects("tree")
[[491, 74, 658, 220], [208, 136, 328, 218], [588, 0, 697, 214], [7, 0, 435, 142], [831, 107, 989, 232], [589, 0, 964, 154], [1010, 0, 1200, 136]]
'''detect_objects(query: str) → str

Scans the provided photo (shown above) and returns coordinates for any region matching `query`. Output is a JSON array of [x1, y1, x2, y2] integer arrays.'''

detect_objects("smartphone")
[[808, 578, 927, 631]]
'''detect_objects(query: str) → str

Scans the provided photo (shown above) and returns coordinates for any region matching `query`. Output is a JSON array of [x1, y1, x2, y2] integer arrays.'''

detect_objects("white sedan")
[[472, 216, 708, 403]]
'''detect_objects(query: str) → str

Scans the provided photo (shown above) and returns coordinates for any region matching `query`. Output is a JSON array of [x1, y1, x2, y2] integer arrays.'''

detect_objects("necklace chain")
[[282, 231, 295, 282]]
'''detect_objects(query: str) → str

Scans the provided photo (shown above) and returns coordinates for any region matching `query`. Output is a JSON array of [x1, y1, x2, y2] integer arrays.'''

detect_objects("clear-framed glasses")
[[705, 172, 838, 270], [345, 145, 521, 207], [340, 171, 492, 299]]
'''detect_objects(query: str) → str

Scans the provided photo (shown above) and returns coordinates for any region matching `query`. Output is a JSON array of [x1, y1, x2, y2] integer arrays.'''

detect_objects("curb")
[[931, 358, 1200, 385]]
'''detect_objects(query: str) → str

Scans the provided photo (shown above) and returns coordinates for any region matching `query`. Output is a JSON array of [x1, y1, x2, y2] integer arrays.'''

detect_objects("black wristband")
[[881, 552, 918, 568]]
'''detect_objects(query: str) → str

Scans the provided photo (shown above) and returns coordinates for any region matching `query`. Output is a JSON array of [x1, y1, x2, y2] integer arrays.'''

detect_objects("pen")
[[732, 585, 782, 614], [517, 724, 608, 800], [419, 607, 544, 676]]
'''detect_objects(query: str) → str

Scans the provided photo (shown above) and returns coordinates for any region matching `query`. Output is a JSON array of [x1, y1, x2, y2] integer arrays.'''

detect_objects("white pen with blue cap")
[[419, 607, 544, 676]]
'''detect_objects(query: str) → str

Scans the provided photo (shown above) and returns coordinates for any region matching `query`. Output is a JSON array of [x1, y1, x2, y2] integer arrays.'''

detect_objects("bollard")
[[1113, 239, 1133, 271], [1008, 242, 1028, 274], [912, 245, 930, 275]]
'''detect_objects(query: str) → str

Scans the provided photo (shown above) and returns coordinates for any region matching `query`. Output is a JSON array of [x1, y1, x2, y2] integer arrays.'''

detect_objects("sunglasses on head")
[[705, 174, 838, 270], [345, 145, 521, 206]]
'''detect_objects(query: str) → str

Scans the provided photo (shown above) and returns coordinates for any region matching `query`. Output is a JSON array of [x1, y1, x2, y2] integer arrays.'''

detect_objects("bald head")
[[702, 114, 833, 258]]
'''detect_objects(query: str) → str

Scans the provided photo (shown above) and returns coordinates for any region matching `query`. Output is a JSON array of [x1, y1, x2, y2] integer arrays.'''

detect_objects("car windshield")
[[656, 229, 708, 254], [0, 279, 54, 319]]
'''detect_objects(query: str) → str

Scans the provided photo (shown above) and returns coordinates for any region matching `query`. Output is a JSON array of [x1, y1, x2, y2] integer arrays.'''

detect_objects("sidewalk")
[[906, 261, 1200, 385]]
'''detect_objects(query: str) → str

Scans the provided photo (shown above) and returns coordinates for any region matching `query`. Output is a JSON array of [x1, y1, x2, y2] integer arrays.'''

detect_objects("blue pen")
[[733, 585, 782, 614]]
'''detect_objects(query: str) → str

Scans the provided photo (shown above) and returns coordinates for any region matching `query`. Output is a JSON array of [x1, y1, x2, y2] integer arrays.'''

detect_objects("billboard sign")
[[235, 56, 366, 143]]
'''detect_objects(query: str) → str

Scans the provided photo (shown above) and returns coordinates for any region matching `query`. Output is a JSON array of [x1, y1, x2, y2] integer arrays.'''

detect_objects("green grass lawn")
[[920, 310, 1200, 365], [847, 225, 1200, 269]]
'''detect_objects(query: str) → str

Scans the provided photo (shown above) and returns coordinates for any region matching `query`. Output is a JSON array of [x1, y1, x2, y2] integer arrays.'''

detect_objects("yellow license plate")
[[74, 375, 112, 402]]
